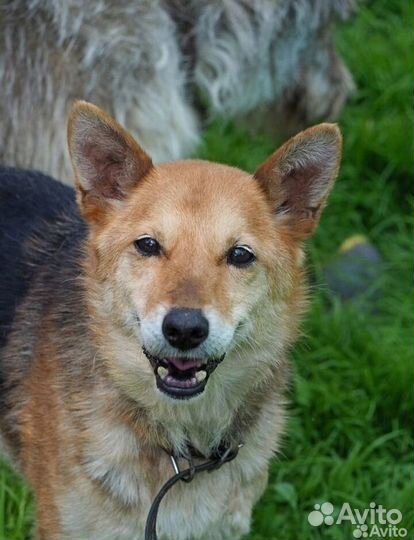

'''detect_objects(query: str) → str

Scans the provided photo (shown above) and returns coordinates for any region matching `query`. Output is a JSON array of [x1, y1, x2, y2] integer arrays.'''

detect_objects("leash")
[[144, 443, 243, 540]]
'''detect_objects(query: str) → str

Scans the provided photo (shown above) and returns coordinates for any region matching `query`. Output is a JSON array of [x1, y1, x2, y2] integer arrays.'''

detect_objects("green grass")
[[0, 0, 412, 538]]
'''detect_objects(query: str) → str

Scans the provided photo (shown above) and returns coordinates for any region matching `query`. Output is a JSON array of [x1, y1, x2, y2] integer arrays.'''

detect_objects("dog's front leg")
[[33, 499, 62, 540], [200, 469, 269, 540]]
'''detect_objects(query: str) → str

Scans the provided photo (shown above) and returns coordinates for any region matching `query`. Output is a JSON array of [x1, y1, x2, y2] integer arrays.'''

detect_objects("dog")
[[0, 101, 342, 540], [0, 0, 353, 183]]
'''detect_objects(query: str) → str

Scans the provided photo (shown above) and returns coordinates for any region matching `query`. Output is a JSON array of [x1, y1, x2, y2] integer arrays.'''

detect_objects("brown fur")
[[0, 102, 342, 539]]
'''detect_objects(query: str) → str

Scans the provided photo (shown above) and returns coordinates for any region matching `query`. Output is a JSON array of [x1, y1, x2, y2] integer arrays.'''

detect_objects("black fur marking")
[[0, 167, 82, 349], [0, 167, 88, 433]]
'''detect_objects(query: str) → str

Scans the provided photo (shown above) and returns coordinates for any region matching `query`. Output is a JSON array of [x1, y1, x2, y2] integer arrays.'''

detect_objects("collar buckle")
[[168, 442, 243, 480], [169, 453, 196, 483]]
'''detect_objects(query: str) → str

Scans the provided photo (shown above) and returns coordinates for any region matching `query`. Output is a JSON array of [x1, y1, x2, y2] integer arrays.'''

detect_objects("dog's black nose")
[[162, 308, 209, 350]]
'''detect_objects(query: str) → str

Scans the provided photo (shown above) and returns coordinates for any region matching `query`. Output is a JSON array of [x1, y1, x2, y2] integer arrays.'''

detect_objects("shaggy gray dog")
[[0, 0, 356, 182]]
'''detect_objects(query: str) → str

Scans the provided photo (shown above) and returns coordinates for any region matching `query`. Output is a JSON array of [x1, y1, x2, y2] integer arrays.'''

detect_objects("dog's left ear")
[[254, 124, 342, 239], [68, 101, 153, 223]]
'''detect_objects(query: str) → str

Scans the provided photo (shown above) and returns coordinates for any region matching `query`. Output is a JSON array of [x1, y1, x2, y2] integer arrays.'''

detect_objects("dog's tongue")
[[167, 357, 202, 371]]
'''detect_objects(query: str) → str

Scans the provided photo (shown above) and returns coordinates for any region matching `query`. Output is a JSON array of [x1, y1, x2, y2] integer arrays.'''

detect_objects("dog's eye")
[[134, 236, 161, 257], [227, 245, 256, 267]]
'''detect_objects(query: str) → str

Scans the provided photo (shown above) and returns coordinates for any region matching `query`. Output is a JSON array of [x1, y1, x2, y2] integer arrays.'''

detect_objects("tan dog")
[[0, 102, 342, 540]]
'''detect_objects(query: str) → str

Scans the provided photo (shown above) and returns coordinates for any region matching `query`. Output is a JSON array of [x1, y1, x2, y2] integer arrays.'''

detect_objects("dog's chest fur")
[[59, 402, 275, 540]]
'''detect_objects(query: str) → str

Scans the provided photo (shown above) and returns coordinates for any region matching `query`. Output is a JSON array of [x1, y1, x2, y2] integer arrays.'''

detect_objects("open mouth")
[[142, 348, 225, 399]]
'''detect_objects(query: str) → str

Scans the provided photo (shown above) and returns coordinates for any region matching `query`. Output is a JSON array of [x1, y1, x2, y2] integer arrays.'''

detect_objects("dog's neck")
[[94, 360, 279, 459]]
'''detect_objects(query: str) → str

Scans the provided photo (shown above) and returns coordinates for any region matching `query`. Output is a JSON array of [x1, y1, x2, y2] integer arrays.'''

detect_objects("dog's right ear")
[[68, 101, 153, 223]]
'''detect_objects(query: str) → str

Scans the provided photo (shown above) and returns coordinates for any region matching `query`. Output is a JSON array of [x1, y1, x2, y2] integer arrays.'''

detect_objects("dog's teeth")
[[195, 370, 207, 382], [157, 366, 168, 379]]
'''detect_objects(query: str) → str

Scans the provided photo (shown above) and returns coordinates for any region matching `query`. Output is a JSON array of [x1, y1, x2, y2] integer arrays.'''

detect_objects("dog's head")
[[68, 101, 341, 404]]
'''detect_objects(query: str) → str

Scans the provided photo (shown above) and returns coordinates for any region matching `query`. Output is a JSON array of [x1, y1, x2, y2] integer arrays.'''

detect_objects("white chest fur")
[[59, 416, 272, 540]]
